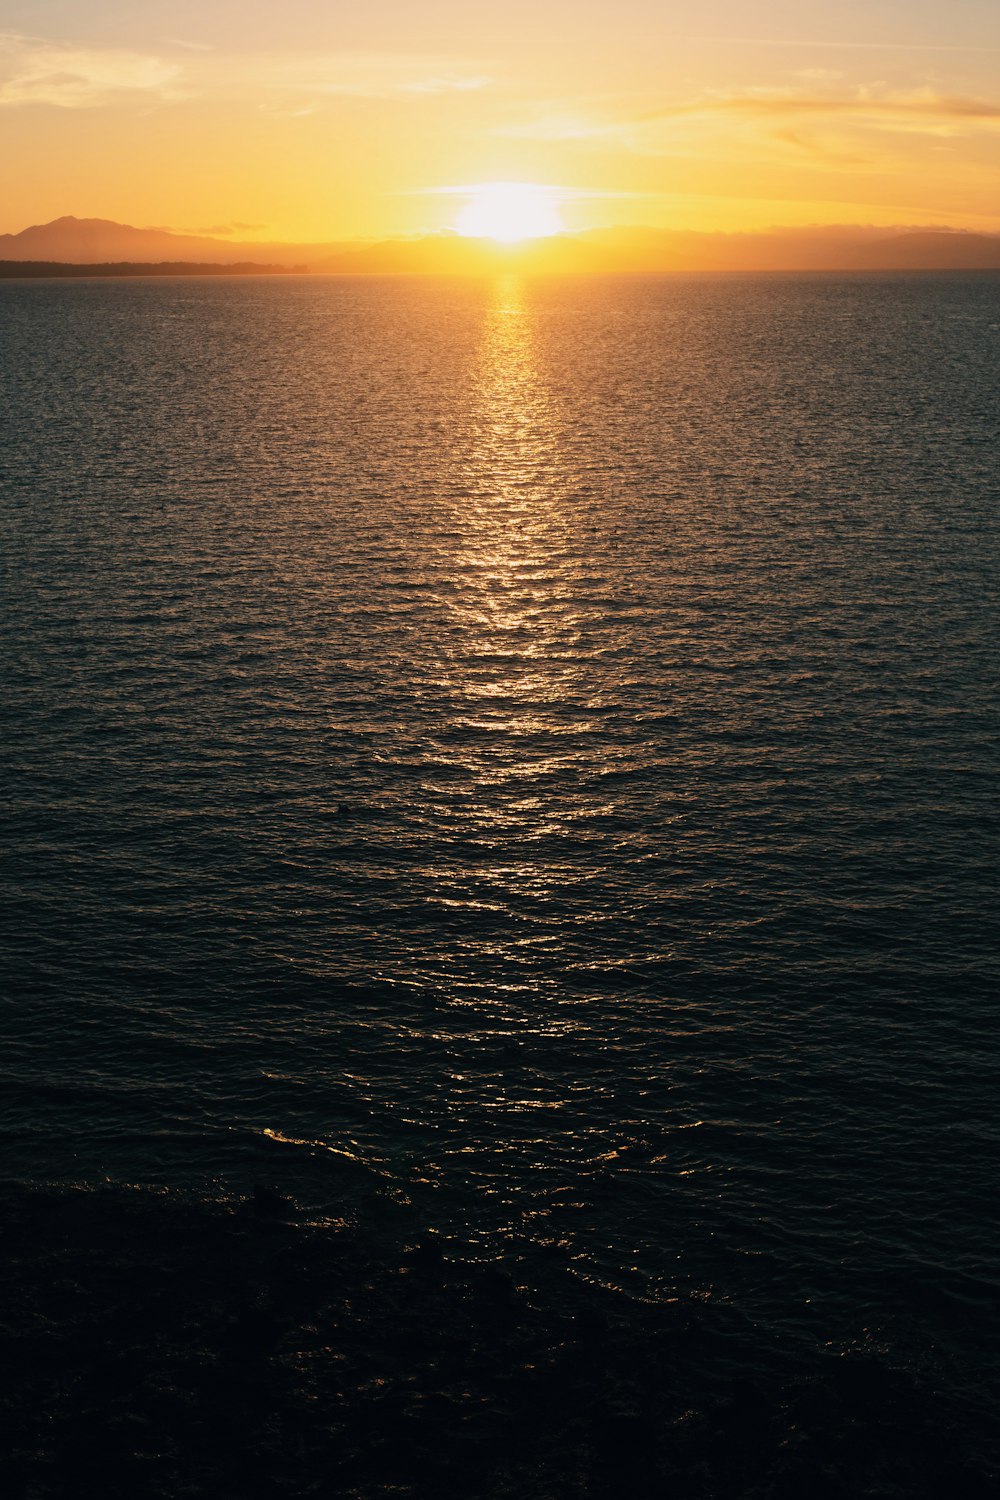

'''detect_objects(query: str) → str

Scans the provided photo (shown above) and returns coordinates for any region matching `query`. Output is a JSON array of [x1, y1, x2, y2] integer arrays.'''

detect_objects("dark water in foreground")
[[1, 273, 998, 1448]]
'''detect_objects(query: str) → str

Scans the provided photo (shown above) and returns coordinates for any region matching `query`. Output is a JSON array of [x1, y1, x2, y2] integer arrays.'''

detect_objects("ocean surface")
[[2, 272, 998, 1438]]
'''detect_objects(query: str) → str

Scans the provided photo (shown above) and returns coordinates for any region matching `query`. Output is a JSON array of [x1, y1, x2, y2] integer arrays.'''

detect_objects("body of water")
[[2, 272, 998, 1448]]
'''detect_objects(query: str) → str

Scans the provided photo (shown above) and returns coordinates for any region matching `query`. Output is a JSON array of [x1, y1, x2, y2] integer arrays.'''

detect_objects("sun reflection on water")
[[424, 274, 615, 1014], [454, 274, 567, 705]]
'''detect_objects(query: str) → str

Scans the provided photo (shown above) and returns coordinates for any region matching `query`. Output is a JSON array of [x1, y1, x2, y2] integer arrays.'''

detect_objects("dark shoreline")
[[1, 1184, 994, 1499]]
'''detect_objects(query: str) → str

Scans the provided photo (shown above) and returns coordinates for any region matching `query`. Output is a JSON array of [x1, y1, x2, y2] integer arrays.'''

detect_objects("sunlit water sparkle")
[[1, 272, 998, 1407]]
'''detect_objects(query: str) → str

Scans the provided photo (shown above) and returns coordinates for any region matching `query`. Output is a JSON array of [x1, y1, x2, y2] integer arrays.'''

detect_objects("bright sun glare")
[[453, 182, 564, 244]]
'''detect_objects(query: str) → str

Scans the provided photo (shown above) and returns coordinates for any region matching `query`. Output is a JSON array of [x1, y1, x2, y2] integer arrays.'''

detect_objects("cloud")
[[497, 109, 612, 142], [252, 52, 490, 104], [413, 181, 648, 202], [504, 87, 1000, 155], [692, 88, 1000, 124], [769, 128, 868, 166], [0, 32, 182, 108], [0, 33, 488, 112], [682, 37, 1000, 54]]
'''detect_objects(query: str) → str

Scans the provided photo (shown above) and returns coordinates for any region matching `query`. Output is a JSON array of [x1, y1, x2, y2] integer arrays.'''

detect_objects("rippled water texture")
[[1, 273, 998, 1381]]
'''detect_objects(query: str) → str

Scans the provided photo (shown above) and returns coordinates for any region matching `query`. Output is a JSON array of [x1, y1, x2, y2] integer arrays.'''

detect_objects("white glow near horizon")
[[453, 182, 565, 243]]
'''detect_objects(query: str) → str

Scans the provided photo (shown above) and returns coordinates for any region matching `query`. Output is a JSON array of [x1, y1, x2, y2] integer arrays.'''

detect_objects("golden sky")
[[1, 0, 999, 240]]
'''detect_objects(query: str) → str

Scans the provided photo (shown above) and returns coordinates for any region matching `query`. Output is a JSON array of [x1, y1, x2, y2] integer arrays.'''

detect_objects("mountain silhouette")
[[0, 216, 351, 267], [1, 216, 998, 274]]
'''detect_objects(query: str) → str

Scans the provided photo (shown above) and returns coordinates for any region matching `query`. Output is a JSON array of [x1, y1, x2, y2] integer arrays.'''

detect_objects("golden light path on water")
[[426, 273, 637, 1110], [430, 274, 602, 1134], [438, 275, 578, 1030]]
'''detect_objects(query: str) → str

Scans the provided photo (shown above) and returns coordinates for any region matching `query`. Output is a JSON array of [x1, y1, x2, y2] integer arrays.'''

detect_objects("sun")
[[453, 182, 564, 244]]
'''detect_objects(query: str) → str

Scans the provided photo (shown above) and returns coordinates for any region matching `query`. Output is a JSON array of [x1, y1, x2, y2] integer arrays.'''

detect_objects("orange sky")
[[1, 1, 999, 240]]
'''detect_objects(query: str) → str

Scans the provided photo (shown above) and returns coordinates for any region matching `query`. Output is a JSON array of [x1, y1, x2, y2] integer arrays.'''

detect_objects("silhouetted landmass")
[[0, 260, 304, 278], [842, 231, 1000, 270], [315, 227, 1000, 275], [0, 1185, 995, 1499], [574, 226, 1000, 273], [0, 216, 352, 268], [1, 216, 999, 274]]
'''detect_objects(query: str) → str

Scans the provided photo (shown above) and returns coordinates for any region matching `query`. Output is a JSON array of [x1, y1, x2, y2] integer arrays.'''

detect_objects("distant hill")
[[572, 225, 1000, 273], [1, 216, 998, 274], [841, 232, 1000, 271], [317, 226, 1000, 274], [0, 260, 304, 279], [0, 216, 349, 269]]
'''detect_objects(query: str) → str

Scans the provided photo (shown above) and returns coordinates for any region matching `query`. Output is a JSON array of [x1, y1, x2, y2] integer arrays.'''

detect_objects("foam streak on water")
[[1, 272, 998, 1387]]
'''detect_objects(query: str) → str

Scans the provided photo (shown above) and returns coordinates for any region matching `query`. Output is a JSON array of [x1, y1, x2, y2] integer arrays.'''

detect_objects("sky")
[[1, 0, 999, 241]]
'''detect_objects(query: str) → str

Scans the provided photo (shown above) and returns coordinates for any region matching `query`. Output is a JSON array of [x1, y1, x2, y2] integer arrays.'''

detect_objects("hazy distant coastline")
[[2, 215, 1000, 275], [0, 260, 306, 278]]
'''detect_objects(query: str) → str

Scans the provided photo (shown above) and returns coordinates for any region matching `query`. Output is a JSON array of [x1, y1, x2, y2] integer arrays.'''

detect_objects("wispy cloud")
[[249, 52, 489, 106], [502, 87, 1000, 152], [681, 37, 1000, 54], [691, 89, 1000, 123], [410, 181, 648, 200], [0, 33, 489, 111], [498, 109, 613, 142], [0, 32, 183, 108], [164, 39, 214, 54]]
